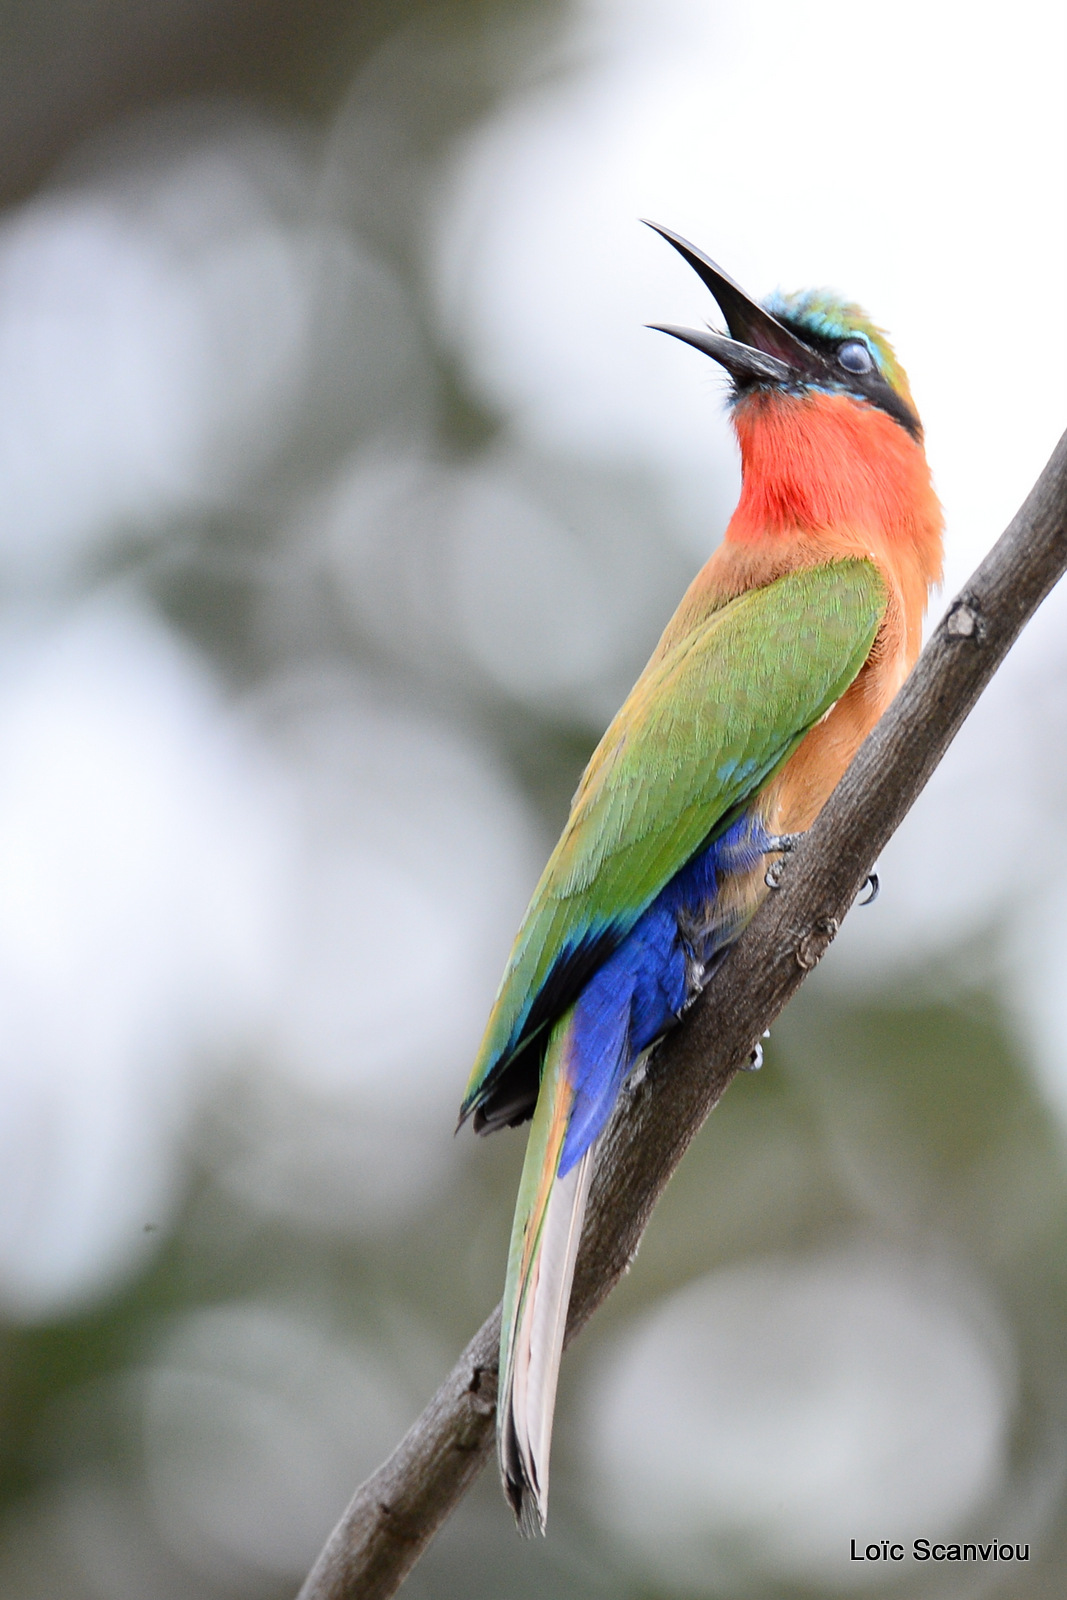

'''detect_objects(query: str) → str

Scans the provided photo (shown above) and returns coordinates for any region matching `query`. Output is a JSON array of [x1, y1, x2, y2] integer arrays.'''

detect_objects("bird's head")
[[646, 221, 921, 442]]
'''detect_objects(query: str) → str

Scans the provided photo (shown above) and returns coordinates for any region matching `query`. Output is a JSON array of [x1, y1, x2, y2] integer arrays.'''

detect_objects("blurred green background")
[[0, 1, 1066, 1596]]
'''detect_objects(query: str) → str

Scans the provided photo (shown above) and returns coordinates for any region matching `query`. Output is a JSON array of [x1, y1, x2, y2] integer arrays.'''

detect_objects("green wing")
[[461, 558, 886, 1119]]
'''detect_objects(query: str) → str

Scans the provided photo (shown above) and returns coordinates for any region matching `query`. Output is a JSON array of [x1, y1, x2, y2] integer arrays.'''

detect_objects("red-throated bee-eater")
[[458, 223, 944, 1535]]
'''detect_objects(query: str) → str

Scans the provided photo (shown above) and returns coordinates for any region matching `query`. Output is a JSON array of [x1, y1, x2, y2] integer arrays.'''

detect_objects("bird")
[[457, 222, 944, 1536]]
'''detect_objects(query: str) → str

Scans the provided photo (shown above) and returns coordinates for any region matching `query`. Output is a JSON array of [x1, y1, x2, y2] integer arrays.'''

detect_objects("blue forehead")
[[763, 288, 889, 379]]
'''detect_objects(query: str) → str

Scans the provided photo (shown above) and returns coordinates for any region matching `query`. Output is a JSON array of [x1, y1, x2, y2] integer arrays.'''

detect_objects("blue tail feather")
[[556, 811, 771, 1176]]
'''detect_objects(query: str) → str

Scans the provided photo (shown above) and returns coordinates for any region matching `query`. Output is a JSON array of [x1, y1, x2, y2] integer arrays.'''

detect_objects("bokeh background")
[[0, 1, 1065, 1596]]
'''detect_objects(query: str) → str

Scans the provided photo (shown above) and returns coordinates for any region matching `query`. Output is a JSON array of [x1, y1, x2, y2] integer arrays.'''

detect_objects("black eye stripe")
[[769, 313, 922, 441]]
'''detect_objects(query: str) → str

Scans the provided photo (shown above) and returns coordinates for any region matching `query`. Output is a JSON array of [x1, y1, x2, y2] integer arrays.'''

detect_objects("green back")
[[462, 558, 887, 1117]]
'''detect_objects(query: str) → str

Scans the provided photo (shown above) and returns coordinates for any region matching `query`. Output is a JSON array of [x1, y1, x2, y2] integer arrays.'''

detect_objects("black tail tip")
[[506, 1476, 546, 1539]]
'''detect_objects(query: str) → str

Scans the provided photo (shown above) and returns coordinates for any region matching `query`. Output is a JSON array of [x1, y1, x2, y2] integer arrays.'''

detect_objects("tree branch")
[[297, 426, 1067, 1600]]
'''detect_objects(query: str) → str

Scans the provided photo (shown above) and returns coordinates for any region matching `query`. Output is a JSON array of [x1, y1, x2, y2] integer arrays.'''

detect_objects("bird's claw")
[[859, 872, 879, 906], [744, 1041, 764, 1071]]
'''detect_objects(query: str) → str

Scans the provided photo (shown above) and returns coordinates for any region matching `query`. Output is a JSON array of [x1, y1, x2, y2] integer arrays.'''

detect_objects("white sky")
[[435, 0, 1067, 590]]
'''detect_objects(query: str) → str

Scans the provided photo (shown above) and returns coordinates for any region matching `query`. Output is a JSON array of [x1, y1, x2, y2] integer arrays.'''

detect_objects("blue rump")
[[557, 811, 772, 1175]]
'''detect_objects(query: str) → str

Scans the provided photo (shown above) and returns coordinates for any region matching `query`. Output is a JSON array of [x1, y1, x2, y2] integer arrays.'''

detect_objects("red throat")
[[728, 389, 943, 587]]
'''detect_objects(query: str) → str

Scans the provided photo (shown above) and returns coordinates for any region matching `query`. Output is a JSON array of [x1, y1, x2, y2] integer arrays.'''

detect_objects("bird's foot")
[[764, 831, 804, 854], [763, 831, 804, 890], [859, 872, 879, 906]]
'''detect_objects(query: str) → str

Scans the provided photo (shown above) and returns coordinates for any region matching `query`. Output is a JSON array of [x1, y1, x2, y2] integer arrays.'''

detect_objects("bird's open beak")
[[644, 221, 828, 387]]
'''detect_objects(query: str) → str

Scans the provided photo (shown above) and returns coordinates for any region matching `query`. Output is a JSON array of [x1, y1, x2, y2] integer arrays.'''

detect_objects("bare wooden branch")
[[297, 425, 1067, 1600]]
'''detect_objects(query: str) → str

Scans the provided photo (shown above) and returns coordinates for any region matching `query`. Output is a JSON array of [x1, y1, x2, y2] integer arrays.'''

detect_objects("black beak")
[[644, 220, 829, 388]]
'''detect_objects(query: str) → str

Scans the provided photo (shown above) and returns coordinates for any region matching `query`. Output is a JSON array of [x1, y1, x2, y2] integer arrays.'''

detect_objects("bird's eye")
[[837, 339, 874, 375]]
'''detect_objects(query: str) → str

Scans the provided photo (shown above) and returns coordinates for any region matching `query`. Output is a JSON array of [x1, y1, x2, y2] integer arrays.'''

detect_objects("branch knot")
[[795, 915, 839, 971], [944, 597, 984, 642], [466, 1364, 497, 1414]]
